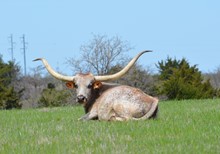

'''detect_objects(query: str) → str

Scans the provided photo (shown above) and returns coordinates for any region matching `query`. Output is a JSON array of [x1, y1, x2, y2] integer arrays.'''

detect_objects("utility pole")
[[21, 34, 27, 76], [9, 34, 15, 62]]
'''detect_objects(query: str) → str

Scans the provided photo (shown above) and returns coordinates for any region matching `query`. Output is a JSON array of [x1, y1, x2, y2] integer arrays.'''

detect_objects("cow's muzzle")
[[76, 95, 87, 103]]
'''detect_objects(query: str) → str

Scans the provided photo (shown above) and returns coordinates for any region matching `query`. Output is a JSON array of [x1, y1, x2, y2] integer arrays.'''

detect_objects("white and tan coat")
[[34, 51, 159, 121]]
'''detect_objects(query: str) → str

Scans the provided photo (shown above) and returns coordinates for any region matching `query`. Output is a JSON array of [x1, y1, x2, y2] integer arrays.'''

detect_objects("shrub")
[[157, 57, 216, 100], [38, 83, 71, 107]]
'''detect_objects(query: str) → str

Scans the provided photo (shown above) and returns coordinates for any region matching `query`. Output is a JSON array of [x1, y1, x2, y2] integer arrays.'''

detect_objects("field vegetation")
[[0, 99, 219, 154]]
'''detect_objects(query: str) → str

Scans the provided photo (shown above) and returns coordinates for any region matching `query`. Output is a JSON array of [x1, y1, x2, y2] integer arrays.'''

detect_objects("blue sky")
[[0, 0, 219, 75]]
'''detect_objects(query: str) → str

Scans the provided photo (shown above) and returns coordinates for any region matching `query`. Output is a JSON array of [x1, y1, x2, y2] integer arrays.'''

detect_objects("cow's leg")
[[99, 105, 130, 121], [109, 116, 127, 121], [79, 102, 99, 121], [108, 109, 129, 121], [78, 112, 98, 121], [78, 104, 99, 121]]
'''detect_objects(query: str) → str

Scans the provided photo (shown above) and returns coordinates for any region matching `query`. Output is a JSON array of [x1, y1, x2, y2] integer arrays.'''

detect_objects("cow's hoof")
[[78, 116, 88, 121]]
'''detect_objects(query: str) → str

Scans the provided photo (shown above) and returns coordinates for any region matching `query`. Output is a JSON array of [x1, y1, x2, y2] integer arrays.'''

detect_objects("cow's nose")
[[77, 95, 87, 103]]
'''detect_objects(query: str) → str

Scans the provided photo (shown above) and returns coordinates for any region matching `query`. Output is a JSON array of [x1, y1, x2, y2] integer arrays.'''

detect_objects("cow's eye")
[[87, 83, 93, 89]]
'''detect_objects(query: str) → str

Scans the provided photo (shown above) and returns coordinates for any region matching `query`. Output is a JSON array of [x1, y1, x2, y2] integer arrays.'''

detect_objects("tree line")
[[1, 35, 220, 109]]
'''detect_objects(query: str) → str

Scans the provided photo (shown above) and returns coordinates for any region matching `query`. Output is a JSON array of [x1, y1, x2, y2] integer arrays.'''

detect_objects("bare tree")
[[205, 66, 220, 89], [108, 63, 157, 95], [67, 34, 132, 75]]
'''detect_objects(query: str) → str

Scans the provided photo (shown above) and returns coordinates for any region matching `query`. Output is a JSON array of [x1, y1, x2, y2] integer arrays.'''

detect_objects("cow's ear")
[[66, 81, 75, 89], [93, 81, 102, 89]]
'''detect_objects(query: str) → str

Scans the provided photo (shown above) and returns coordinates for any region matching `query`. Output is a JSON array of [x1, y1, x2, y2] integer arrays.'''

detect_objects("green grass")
[[0, 99, 220, 154]]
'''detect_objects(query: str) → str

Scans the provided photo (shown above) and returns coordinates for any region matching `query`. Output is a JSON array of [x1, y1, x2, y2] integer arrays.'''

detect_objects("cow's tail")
[[133, 97, 159, 120]]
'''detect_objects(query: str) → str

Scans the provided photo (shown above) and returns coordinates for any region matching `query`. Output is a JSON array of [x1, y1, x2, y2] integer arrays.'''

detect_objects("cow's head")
[[65, 73, 102, 104], [33, 50, 151, 104]]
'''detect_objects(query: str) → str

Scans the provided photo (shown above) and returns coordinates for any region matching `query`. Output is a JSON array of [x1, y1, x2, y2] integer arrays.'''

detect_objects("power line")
[[21, 34, 28, 76], [8, 34, 15, 62]]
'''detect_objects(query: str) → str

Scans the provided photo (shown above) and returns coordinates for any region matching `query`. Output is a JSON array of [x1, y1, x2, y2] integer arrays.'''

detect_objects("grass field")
[[0, 99, 220, 154]]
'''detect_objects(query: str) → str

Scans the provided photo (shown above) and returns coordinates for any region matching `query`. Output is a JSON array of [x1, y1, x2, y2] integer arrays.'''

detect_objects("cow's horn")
[[33, 58, 74, 82], [95, 50, 152, 81]]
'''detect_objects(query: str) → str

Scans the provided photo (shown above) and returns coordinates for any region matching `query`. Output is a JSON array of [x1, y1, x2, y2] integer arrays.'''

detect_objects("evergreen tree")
[[0, 56, 22, 109], [157, 57, 216, 100]]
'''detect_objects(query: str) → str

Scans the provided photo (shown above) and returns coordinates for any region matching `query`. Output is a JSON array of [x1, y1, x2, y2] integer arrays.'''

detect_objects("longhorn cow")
[[34, 51, 158, 121]]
